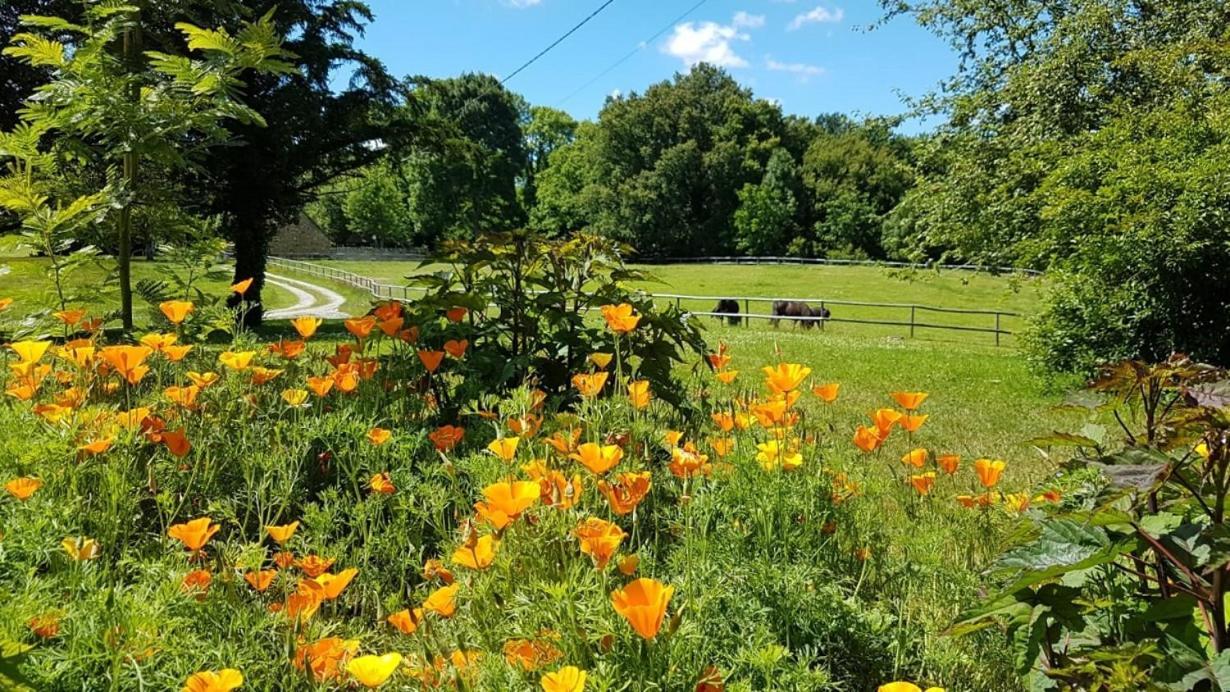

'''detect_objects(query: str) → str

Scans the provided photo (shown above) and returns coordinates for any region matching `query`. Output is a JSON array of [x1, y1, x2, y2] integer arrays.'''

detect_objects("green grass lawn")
[[304, 258, 1045, 347]]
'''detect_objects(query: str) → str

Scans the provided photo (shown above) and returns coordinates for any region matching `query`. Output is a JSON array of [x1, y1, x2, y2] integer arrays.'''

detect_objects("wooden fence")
[[267, 256, 1021, 346]]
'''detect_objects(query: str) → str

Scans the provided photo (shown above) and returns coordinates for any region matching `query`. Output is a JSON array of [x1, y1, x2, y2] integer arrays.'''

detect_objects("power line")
[[501, 0, 620, 85], [558, 0, 714, 106]]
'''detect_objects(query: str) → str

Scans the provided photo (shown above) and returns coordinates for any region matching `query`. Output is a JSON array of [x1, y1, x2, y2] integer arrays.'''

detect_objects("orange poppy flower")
[[936, 454, 960, 475], [168, 517, 220, 552], [294, 637, 360, 682], [377, 315, 404, 337], [974, 458, 1006, 488], [899, 414, 929, 433], [313, 567, 358, 600], [62, 536, 101, 561], [487, 436, 520, 462], [423, 583, 459, 618], [1004, 492, 1031, 513], [289, 315, 322, 339], [5, 476, 42, 501], [266, 521, 300, 545], [597, 471, 651, 516], [187, 371, 220, 388], [244, 569, 277, 592], [286, 580, 325, 622], [274, 550, 295, 569], [762, 363, 812, 394], [890, 391, 929, 410], [218, 350, 255, 371], [269, 339, 306, 360], [749, 400, 790, 428], [422, 558, 455, 584], [707, 351, 731, 370], [159, 301, 194, 325], [0, 297, 11, 312], [281, 388, 309, 407], [231, 278, 254, 295], [295, 554, 336, 578], [370, 472, 396, 495], [628, 380, 651, 409], [307, 376, 334, 398], [541, 666, 587, 692], [388, 607, 424, 635], [526, 463, 584, 509], [901, 448, 928, 468], [163, 428, 192, 458], [58, 343, 96, 369], [504, 637, 563, 672], [611, 578, 674, 640], [10, 340, 51, 364], [444, 339, 469, 358], [575, 517, 626, 570], [711, 412, 735, 432], [51, 308, 85, 326], [715, 369, 738, 384], [545, 429, 580, 455], [368, 427, 392, 446], [445, 306, 468, 322], [183, 668, 243, 692], [600, 303, 641, 333], [33, 403, 72, 423], [812, 382, 840, 402], [77, 437, 115, 456], [569, 442, 623, 475], [572, 372, 608, 398], [663, 430, 684, 448], [668, 444, 711, 478], [475, 481, 539, 530], [871, 408, 903, 433], [429, 425, 465, 452], [165, 385, 200, 409], [910, 472, 937, 496], [589, 352, 613, 369], [710, 437, 736, 457], [508, 414, 542, 438], [181, 569, 212, 596], [28, 613, 60, 639], [418, 350, 445, 373], [99, 345, 152, 384], [452, 534, 498, 570], [618, 554, 640, 576], [853, 425, 886, 454]]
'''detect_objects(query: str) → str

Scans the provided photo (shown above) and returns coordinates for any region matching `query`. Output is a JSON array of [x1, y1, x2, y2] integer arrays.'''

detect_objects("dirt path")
[[263, 273, 350, 320]]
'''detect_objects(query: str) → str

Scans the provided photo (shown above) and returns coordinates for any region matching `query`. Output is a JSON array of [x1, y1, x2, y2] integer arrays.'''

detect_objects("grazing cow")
[[712, 299, 742, 326], [771, 300, 830, 329]]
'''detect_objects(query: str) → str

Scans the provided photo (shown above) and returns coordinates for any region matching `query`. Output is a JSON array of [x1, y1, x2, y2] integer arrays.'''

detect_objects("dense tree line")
[[312, 65, 917, 261]]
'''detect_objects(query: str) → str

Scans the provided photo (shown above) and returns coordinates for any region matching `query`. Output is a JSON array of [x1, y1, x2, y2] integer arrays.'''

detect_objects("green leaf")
[[0, 640, 36, 692], [995, 518, 1130, 592], [175, 23, 237, 56], [2, 33, 66, 67]]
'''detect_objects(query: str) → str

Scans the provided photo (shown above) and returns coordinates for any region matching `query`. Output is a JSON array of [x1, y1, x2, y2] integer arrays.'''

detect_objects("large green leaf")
[[995, 518, 1130, 593]]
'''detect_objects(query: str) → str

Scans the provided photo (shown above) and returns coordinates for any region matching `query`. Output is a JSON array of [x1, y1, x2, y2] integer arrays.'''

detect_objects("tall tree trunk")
[[229, 213, 271, 328], [118, 9, 143, 331]]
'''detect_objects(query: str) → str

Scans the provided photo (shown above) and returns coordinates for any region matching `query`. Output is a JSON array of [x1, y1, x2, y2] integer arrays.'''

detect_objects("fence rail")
[[635, 255, 1044, 276], [267, 256, 1020, 345]]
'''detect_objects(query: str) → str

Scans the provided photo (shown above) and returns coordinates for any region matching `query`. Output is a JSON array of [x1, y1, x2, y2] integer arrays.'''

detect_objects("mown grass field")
[[306, 259, 1045, 347]]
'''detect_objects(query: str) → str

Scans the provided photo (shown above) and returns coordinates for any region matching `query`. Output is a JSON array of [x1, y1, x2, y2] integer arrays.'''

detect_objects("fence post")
[[995, 313, 1001, 347], [910, 306, 916, 338]]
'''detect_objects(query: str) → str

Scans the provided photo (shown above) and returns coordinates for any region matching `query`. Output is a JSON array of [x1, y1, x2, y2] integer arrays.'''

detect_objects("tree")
[[521, 105, 576, 210], [398, 73, 528, 247], [801, 118, 914, 259], [885, 0, 1230, 371], [733, 148, 799, 256], [1, 6, 291, 329], [535, 64, 785, 258], [343, 162, 412, 247]]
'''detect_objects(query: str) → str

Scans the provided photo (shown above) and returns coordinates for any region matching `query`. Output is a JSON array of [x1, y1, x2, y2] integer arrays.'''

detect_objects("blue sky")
[[353, 1, 958, 133]]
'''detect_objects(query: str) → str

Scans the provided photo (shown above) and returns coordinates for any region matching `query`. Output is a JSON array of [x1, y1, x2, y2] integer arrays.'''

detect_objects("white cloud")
[[503, 0, 543, 7], [732, 11, 765, 29], [788, 5, 844, 30], [766, 57, 826, 79], [663, 13, 765, 68]]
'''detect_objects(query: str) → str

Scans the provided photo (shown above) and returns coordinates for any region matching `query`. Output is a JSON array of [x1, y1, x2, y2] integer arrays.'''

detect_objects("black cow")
[[712, 299, 742, 325], [771, 300, 830, 329]]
